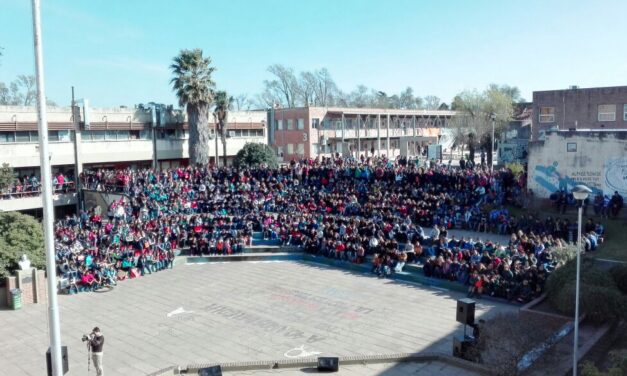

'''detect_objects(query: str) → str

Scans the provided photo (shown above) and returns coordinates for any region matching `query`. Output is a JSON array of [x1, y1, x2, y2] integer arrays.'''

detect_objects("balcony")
[[0, 184, 77, 211]]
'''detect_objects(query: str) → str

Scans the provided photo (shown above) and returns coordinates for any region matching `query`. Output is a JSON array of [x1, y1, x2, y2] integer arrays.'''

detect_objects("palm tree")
[[213, 91, 233, 167], [170, 49, 216, 166]]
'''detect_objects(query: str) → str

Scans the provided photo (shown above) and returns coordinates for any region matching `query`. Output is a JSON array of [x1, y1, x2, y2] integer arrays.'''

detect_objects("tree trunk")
[[220, 120, 227, 167], [486, 135, 494, 169], [468, 134, 476, 163], [187, 103, 210, 166]]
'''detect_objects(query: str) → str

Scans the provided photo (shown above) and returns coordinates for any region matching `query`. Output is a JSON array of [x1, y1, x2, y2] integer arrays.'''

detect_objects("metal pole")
[[31, 1, 63, 375], [71, 87, 81, 214], [573, 203, 583, 376], [386, 114, 390, 158], [377, 114, 381, 157], [491, 117, 495, 172], [215, 121, 219, 167]]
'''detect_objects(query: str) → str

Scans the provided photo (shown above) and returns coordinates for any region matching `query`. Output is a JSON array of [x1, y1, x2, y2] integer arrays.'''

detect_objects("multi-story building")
[[268, 107, 455, 161], [0, 104, 267, 214], [532, 85, 627, 140]]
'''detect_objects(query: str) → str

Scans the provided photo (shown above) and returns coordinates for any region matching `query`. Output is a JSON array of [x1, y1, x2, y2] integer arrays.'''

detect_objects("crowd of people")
[[49, 154, 612, 302], [1, 172, 74, 199]]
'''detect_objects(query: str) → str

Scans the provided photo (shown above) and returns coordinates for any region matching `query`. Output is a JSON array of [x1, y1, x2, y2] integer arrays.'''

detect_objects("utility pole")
[[31, 0, 63, 374]]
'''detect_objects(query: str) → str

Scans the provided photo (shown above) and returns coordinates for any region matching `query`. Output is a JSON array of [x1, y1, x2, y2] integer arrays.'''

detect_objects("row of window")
[[539, 104, 627, 123], [0, 130, 74, 143], [278, 117, 443, 130], [0, 128, 265, 144], [276, 143, 306, 157], [276, 118, 305, 130]]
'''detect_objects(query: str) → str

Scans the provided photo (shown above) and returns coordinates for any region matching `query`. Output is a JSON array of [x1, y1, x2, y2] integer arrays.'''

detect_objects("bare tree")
[[298, 71, 317, 106], [264, 64, 299, 108], [234, 94, 253, 111], [312, 68, 338, 106], [423, 95, 441, 110]]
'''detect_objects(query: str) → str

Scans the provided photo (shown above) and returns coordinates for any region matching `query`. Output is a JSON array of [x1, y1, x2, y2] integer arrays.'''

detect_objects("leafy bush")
[[609, 265, 627, 295], [546, 259, 627, 323], [506, 162, 525, 176], [581, 350, 627, 376], [0, 211, 45, 279], [234, 143, 278, 168], [551, 244, 578, 266]]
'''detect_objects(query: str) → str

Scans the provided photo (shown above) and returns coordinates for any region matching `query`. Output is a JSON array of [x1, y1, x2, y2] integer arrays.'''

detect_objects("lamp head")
[[572, 185, 592, 201]]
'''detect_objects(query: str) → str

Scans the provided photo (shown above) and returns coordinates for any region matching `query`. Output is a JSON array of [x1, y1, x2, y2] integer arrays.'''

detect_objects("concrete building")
[[527, 130, 627, 198], [532, 85, 627, 141], [268, 107, 455, 161], [0, 104, 267, 213]]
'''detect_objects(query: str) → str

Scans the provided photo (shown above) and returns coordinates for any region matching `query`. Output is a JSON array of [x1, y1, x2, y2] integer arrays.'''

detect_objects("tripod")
[[86, 341, 92, 373]]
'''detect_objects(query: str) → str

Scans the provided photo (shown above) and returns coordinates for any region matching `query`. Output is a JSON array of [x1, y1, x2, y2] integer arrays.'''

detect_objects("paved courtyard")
[[0, 260, 516, 375]]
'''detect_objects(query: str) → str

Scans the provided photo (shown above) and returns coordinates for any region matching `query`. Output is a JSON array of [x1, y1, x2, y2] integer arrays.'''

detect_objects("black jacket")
[[90, 335, 105, 353]]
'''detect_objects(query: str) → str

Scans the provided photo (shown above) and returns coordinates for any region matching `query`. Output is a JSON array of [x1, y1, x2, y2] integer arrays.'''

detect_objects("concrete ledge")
[[183, 352, 492, 375]]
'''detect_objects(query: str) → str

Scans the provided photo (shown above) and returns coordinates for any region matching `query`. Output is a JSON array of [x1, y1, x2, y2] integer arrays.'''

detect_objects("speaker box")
[[452, 335, 473, 360], [198, 365, 222, 376], [317, 357, 339, 372], [46, 346, 69, 376], [456, 298, 475, 325]]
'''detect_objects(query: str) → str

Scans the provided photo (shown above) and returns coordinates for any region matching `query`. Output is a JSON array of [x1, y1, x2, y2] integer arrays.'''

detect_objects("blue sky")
[[1, 0, 626, 108]]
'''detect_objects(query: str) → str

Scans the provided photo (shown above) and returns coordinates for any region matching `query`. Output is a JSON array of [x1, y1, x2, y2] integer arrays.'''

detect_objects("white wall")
[[2, 136, 267, 169], [527, 131, 627, 198], [0, 193, 77, 212]]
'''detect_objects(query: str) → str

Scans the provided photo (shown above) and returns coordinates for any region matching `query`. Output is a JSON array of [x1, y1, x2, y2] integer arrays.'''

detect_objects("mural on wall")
[[605, 158, 627, 196], [533, 161, 603, 196], [533, 159, 627, 196]]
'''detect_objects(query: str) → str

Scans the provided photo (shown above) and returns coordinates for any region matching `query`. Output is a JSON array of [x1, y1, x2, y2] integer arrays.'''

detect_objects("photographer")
[[85, 327, 104, 375]]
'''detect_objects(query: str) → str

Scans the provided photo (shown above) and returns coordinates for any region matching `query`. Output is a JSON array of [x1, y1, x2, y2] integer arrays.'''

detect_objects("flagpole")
[[31, 0, 63, 375]]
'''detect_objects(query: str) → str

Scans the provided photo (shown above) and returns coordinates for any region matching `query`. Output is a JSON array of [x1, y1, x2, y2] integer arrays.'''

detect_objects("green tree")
[[451, 85, 516, 166], [170, 49, 216, 166], [234, 143, 278, 168], [0, 163, 15, 191], [213, 91, 233, 167], [0, 212, 45, 279], [581, 351, 627, 376]]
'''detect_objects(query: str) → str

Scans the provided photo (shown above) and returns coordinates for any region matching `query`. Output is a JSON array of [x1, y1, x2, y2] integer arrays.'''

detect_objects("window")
[[539, 107, 555, 123], [277, 146, 284, 158], [323, 119, 332, 129], [287, 119, 294, 130], [48, 131, 60, 142], [29, 131, 38, 142], [277, 120, 283, 130], [139, 130, 151, 140], [116, 130, 130, 140], [287, 143, 294, 154], [0, 132, 15, 143], [312, 118, 320, 128], [312, 143, 319, 154], [105, 130, 117, 140], [567, 142, 577, 152], [297, 118, 304, 130], [15, 131, 30, 142], [296, 143, 305, 155], [598, 104, 616, 121], [624, 104, 627, 121], [91, 131, 105, 141]]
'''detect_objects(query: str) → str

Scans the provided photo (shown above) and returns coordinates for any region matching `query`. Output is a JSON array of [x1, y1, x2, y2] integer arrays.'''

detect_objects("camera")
[[81, 333, 93, 342]]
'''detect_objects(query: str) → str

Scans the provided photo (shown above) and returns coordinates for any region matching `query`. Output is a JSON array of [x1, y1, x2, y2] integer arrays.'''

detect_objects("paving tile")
[[0, 261, 515, 375]]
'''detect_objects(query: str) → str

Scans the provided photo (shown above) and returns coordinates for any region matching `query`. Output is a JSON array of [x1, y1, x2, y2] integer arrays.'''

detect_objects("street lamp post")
[[572, 184, 592, 376], [490, 113, 496, 172]]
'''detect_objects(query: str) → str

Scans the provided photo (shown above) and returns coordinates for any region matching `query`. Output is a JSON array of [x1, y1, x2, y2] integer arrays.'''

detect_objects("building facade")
[[0, 105, 267, 213], [532, 86, 627, 141], [268, 106, 455, 161], [527, 130, 627, 198]]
